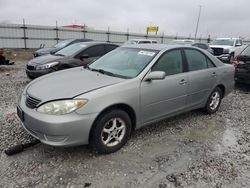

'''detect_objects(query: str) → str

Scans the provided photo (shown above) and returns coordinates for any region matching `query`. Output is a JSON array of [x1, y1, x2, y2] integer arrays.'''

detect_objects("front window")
[[89, 47, 158, 78], [54, 43, 87, 56], [54, 39, 74, 48], [210, 39, 234, 46]]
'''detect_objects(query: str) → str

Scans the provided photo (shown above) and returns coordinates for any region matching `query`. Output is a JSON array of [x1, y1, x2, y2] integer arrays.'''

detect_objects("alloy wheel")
[[101, 118, 126, 147]]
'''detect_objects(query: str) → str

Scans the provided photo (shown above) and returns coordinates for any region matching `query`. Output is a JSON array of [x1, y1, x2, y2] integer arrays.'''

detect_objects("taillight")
[[231, 56, 239, 65]]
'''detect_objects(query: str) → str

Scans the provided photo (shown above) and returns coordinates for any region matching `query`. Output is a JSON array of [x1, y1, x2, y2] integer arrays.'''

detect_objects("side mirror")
[[145, 71, 166, 81], [235, 44, 241, 47], [80, 54, 89, 60]]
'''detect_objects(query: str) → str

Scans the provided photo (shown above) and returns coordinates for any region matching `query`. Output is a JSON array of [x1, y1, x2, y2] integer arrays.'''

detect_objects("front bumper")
[[17, 94, 98, 146], [26, 68, 55, 79]]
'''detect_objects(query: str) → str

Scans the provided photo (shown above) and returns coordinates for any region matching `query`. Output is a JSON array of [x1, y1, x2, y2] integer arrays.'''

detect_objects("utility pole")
[[194, 5, 202, 39]]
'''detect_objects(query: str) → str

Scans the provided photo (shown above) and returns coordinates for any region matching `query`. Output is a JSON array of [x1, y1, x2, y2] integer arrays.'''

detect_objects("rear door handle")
[[179, 79, 187, 85]]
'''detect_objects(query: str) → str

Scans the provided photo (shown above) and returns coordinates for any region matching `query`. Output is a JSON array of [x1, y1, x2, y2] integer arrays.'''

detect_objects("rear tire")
[[90, 109, 132, 154], [204, 87, 222, 114]]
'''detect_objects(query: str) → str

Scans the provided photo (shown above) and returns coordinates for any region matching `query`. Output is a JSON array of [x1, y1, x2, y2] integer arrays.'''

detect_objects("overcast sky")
[[0, 0, 250, 39]]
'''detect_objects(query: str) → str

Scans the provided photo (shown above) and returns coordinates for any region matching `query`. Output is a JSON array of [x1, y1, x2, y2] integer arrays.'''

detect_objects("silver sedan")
[[17, 44, 235, 153]]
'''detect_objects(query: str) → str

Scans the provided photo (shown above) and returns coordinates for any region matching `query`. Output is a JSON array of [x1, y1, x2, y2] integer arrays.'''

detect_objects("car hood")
[[28, 54, 64, 66], [26, 67, 124, 102], [210, 45, 232, 49]]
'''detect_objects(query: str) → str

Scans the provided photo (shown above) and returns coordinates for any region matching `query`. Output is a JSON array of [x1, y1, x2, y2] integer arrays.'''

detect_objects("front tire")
[[204, 87, 222, 114], [90, 109, 132, 154]]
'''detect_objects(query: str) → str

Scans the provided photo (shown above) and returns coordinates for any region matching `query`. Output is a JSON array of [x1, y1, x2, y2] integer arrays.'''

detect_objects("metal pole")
[[83, 24, 86, 39], [55, 21, 59, 43], [126, 28, 129, 41], [194, 5, 202, 39], [161, 32, 164, 44], [107, 26, 110, 42], [22, 18, 27, 49]]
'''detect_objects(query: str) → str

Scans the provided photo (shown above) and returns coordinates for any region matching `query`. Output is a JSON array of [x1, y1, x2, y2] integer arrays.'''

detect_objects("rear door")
[[184, 49, 217, 108], [140, 49, 188, 124]]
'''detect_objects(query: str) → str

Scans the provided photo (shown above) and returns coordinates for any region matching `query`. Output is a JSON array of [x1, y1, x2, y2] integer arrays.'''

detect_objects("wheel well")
[[88, 104, 137, 142], [217, 84, 225, 98]]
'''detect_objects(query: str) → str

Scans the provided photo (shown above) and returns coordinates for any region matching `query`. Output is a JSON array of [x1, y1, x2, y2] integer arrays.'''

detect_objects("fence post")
[[161, 32, 164, 44], [126, 28, 129, 41], [83, 24, 86, 39], [207, 34, 211, 43], [55, 21, 59, 43], [21, 19, 27, 49], [107, 27, 110, 42]]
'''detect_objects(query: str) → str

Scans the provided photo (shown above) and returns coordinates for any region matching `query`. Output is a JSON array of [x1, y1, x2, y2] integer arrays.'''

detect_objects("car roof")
[[192, 42, 208, 45], [129, 39, 157, 42], [122, 43, 195, 51], [215, 38, 239, 40], [74, 41, 119, 47]]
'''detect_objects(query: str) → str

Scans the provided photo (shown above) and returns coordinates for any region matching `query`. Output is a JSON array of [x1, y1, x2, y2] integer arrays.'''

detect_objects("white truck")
[[209, 38, 245, 63]]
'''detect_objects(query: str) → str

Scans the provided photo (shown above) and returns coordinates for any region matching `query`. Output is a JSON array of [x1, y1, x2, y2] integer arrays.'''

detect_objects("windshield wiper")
[[91, 68, 115, 76], [54, 53, 65, 56]]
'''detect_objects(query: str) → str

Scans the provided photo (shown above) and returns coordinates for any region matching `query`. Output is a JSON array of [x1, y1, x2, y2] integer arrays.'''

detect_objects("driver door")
[[140, 49, 188, 124]]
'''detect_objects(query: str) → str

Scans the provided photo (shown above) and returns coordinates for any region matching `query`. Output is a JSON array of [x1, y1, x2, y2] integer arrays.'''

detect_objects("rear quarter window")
[[185, 49, 207, 71]]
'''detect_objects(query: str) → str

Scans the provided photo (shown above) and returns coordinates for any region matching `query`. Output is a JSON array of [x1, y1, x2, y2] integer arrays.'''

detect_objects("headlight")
[[223, 49, 229, 54], [37, 99, 88, 115], [36, 62, 59, 70]]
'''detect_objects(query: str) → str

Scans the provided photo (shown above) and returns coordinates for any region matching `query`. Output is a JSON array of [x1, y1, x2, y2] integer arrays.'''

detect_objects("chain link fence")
[[0, 23, 211, 49]]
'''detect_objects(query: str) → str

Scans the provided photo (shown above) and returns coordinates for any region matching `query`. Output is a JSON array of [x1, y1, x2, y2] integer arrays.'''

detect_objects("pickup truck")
[[210, 38, 245, 63]]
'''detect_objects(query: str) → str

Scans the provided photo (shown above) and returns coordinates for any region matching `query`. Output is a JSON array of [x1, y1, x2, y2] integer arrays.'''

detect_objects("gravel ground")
[[0, 61, 250, 188]]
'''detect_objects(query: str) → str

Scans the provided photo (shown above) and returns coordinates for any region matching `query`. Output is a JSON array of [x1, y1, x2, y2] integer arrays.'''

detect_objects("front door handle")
[[179, 79, 187, 85]]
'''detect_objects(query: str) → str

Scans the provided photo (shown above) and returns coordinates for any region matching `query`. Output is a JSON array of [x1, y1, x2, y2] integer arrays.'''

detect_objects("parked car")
[[233, 44, 250, 84], [192, 42, 214, 54], [17, 44, 234, 154], [171, 39, 194, 45], [124, 39, 157, 44], [33, 38, 93, 57], [209, 38, 244, 63], [26, 42, 118, 79]]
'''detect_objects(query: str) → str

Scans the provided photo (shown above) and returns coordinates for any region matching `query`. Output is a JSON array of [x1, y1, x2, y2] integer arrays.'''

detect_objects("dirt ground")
[[0, 61, 250, 188]]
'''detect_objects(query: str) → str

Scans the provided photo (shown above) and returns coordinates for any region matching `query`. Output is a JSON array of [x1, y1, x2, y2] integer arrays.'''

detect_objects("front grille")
[[27, 65, 36, 70], [25, 95, 41, 109], [211, 48, 224, 56]]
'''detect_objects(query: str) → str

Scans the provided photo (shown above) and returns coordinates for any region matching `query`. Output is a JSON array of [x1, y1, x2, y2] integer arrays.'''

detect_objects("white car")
[[172, 39, 194, 45], [124, 39, 157, 45]]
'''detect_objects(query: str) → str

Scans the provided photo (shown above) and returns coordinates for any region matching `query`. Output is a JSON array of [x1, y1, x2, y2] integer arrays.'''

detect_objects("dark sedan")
[[33, 38, 93, 57], [26, 42, 118, 79], [233, 44, 250, 84]]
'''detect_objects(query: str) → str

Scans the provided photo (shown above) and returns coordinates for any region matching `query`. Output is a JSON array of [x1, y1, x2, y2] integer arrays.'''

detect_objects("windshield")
[[54, 43, 87, 56], [54, 39, 74, 48], [89, 47, 158, 78], [210, 39, 234, 46]]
